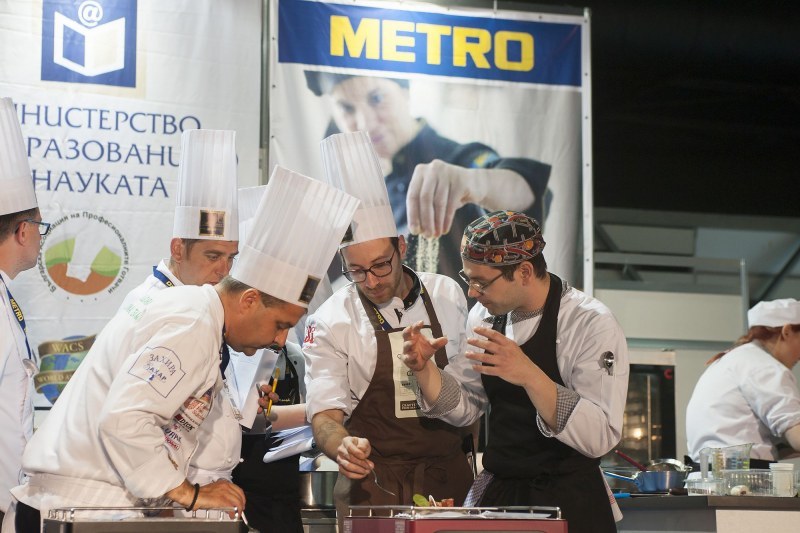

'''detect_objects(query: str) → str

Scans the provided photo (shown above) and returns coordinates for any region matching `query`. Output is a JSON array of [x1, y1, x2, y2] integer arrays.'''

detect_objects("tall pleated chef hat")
[[173, 129, 239, 241], [747, 298, 800, 328], [320, 131, 396, 247], [237, 185, 266, 245], [0, 97, 37, 216], [230, 166, 359, 307]]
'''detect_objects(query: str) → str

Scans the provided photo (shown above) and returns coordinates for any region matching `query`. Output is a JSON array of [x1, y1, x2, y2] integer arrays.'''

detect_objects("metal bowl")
[[299, 471, 338, 509]]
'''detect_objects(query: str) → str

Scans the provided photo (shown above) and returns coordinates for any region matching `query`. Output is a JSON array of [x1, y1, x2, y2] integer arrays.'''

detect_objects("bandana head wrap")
[[461, 210, 545, 266]]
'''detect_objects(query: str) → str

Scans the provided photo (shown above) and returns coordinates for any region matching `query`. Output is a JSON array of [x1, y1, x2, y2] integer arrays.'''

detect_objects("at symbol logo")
[[78, 1, 103, 27]]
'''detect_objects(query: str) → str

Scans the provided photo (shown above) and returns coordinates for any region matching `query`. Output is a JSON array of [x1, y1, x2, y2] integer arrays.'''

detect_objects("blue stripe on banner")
[[278, 0, 582, 87]]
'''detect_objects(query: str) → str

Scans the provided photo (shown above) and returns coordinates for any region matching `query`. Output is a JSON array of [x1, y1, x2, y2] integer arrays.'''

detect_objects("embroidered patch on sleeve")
[[303, 323, 316, 345], [128, 345, 186, 398]]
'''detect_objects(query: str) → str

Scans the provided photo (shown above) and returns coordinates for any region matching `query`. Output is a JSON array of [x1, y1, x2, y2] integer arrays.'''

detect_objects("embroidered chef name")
[[128, 346, 186, 398]]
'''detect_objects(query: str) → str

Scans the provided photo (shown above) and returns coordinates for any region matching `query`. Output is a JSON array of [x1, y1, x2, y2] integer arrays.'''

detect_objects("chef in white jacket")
[[303, 132, 474, 523], [9, 168, 358, 531], [401, 211, 629, 533], [117, 129, 240, 311], [115, 129, 243, 492], [0, 97, 50, 528], [686, 298, 800, 463]]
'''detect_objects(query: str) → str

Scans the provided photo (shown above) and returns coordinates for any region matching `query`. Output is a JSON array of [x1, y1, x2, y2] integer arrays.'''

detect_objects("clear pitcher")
[[699, 443, 753, 478]]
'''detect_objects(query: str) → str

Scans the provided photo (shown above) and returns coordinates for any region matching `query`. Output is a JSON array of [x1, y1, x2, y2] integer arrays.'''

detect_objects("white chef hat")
[[0, 97, 37, 216], [237, 185, 266, 245], [230, 166, 359, 308], [320, 131, 396, 247], [747, 298, 800, 328], [173, 129, 239, 241]]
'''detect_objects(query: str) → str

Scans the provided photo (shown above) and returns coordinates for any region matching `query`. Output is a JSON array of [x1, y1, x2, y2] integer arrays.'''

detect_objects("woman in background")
[[686, 298, 800, 465]]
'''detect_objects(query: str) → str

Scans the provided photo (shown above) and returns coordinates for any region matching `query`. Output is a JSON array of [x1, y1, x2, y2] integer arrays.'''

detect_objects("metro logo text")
[[330, 16, 534, 72]]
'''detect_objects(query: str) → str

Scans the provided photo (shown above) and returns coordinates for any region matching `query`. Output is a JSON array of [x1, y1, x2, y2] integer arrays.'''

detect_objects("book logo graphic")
[[42, 0, 137, 87]]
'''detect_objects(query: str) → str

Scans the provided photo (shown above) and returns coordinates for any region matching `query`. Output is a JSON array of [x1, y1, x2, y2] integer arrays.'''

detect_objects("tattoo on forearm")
[[315, 418, 347, 452]]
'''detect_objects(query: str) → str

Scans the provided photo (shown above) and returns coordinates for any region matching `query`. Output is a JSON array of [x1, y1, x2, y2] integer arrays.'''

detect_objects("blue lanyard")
[[220, 328, 230, 374], [4, 284, 34, 361], [152, 265, 175, 288], [370, 305, 395, 332]]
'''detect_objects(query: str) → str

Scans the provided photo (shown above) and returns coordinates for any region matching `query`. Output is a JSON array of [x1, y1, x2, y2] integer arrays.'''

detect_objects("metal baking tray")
[[43, 507, 251, 532], [345, 505, 567, 533]]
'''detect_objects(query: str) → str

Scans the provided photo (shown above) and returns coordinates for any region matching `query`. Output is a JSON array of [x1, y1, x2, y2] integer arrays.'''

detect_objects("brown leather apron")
[[334, 278, 473, 518]]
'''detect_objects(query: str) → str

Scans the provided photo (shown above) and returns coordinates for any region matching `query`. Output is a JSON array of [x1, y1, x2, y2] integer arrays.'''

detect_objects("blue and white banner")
[[269, 0, 590, 285], [1, 0, 262, 408]]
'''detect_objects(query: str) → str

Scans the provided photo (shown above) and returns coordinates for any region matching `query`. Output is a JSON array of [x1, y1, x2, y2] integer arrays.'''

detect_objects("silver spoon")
[[372, 468, 396, 497]]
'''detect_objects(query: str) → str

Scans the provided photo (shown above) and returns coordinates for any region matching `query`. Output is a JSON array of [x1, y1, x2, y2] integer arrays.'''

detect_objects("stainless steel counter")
[[301, 508, 336, 533]]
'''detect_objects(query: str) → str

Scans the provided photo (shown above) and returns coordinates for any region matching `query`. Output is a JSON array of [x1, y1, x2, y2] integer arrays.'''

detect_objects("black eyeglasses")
[[342, 248, 396, 283], [18, 219, 52, 237], [458, 269, 504, 295]]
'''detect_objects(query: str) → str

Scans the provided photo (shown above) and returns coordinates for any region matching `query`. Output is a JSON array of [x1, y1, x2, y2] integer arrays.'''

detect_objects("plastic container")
[[769, 463, 796, 497], [685, 478, 723, 495], [722, 469, 774, 496]]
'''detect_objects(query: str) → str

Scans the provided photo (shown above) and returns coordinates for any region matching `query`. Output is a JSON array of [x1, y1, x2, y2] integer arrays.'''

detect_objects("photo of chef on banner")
[[269, 0, 588, 286]]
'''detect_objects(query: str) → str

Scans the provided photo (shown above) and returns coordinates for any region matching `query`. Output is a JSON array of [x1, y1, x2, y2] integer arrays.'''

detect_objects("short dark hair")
[[180, 238, 201, 256], [0, 207, 39, 241], [496, 254, 548, 281], [304, 70, 409, 96], [339, 237, 400, 268], [218, 275, 286, 308]]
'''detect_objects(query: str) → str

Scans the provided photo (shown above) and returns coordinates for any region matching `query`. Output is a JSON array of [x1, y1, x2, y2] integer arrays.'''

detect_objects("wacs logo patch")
[[41, 0, 138, 87]]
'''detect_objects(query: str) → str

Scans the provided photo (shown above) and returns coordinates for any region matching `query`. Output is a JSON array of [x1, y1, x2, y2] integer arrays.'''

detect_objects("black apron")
[[334, 277, 473, 516], [232, 351, 303, 533], [479, 273, 616, 533]]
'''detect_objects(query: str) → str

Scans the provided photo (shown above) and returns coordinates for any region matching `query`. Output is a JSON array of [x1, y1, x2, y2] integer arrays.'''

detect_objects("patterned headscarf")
[[461, 211, 545, 265]]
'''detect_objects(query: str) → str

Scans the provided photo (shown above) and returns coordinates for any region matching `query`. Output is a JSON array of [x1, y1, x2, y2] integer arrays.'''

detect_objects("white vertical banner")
[[0, 0, 261, 407], [268, 0, 589, 287]]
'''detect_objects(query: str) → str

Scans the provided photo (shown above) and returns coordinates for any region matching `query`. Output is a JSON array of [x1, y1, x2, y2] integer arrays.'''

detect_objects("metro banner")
[[278, 0, 582, 86], [269, 0, 590, 286]]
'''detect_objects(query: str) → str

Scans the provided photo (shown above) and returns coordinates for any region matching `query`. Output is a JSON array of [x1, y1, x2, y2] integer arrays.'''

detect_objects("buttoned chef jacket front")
[[0, 270, 35, 511], [421, 283, 629, 459], [303, 270, 467, 422], [686, 342, 800, 461], [13, 285, 225, 512], [117, 260, 242, 485]]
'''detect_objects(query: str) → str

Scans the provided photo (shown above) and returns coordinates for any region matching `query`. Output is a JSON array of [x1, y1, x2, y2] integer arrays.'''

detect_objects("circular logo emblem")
[[37, 212, 130, 302]]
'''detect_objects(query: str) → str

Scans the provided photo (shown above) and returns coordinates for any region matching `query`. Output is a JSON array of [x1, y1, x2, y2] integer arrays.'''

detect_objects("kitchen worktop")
[[617, 495, 800, 532]]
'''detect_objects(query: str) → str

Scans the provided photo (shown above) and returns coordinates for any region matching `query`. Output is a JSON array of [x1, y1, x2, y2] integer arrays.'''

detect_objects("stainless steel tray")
[[347, 504, 562, 519], [43, 507, 250, 532]]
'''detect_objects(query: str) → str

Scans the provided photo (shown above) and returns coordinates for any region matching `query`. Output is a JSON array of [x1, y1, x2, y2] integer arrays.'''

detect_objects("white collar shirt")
[[303, 271, 467, 423], [436, 284, 629, 458]]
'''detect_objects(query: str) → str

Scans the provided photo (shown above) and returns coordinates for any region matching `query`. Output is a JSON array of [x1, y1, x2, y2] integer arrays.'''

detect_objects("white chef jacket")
[[12, 285, 225, 514], [686, 342, 800, 461], [422, 283, 629, 459], [303, 270, 467, 422], [0, 270, 35, 511], [117, 260, 242, 485], [118, 259, 182, 312]]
